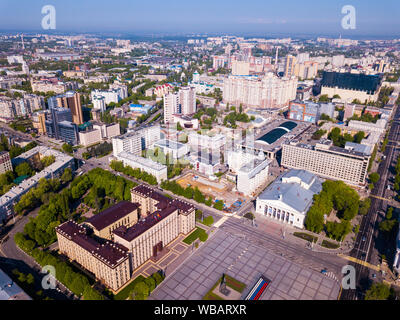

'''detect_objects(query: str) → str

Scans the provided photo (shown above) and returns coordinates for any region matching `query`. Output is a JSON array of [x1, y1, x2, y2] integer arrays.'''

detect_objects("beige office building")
[[55, 185, 195, 292], [281, 140, 370, 186], [56, 221, 131, 292], [113, 185, 195, 270], [84, 201, 140, 240]]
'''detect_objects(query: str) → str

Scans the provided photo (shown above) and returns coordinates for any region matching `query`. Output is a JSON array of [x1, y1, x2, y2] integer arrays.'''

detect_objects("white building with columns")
[[255, 169, 323, 229]]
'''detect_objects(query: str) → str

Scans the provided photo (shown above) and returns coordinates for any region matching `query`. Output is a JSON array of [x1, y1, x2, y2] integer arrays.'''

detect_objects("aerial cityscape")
[[1, 0, 400, 307]]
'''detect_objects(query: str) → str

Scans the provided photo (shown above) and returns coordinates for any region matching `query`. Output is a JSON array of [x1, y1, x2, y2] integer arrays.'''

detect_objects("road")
[[341, 101, 400, 300], [0, 208, 76, 300]]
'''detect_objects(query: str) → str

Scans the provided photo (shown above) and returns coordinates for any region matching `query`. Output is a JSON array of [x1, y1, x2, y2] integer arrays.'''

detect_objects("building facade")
[[56, 221, 131, 292], [0, 151, 12, 174], [281, 140, 370, 186], [223, 73, 297, 109], [114, 152, 167, 183], [256, 169, 323, 229]]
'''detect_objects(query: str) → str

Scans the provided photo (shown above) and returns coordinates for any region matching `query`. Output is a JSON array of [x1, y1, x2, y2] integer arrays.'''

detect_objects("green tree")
[[61, 168, 73, 184], [15, 162, 33, 177], [365, 282, 392, 300], [318, 94, 330, 102], [144, 277, 156, 292], [152, 272, 164, 286], [358, 198, 371, 215], [369, 172, 380, 185], [62, 143, 73, 154], [133, 281, 150, 300]]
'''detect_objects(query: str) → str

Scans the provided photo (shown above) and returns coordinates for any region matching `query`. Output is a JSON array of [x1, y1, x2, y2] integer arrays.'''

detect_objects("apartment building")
[[237, 156, 271, 197], [31, 80, 67, 94], [91, 86, 127, 105], [281, 139, 371, 186], [1, 146, 74, 216], [188, 132, 226, 151], [163, 92, 179, 123], [114, 152, 167, 183], [284, 55, 297, 78], [0, 95, 45, 119], [232, 61, 250, 76], [56, 221, 131, 292], [163, 87, 196, 123], [0, 151, 12, 174], [92, 95, 106, 113], [112, 132, 142, 157], [223, 73, 297, 109], [213, 55, 227, 69], [79, 123, 120, 147]]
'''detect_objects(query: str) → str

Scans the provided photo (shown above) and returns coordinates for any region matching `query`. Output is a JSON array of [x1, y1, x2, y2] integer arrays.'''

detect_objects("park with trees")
[[305, 180, 366, 242], [13, 168, 137, 299]]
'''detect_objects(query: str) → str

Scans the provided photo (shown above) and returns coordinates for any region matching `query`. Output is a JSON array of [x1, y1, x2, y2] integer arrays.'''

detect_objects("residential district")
[[0, 33, 400, 301]]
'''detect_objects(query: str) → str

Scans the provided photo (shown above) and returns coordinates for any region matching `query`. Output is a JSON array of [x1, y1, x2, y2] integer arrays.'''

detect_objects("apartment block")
[[0, 151, 12, 174], [112, 132, 142, 157], [114, 152, 167, 183], [223, 73, 297, 109]]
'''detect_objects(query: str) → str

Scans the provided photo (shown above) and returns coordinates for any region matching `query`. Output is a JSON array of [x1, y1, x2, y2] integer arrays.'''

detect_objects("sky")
[[0, 0, 400, 38]]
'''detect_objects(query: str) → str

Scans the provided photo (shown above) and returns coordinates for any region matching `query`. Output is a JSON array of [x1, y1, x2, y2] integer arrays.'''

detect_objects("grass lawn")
[[321, 240, 340, 249], [113, 275, 146, 300], [293, 232, 318, 243], [183, 227, 207, 245], [203, 275, 246, 300], [200, 216, 214, 227]]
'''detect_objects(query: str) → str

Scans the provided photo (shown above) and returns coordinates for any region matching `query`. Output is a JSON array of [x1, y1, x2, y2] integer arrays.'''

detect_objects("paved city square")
[[150, 229, 341, 300]]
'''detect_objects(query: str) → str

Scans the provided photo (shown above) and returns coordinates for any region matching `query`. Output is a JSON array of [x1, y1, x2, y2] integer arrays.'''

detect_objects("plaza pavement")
[[149, 228, 341, 300]]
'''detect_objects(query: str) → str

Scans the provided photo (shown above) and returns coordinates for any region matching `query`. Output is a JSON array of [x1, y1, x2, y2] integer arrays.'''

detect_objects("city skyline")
[[0, 0, 400, 37]]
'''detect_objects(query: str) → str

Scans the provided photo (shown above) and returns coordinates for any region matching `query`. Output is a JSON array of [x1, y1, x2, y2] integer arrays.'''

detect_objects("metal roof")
[[258, 169, 323, 214]]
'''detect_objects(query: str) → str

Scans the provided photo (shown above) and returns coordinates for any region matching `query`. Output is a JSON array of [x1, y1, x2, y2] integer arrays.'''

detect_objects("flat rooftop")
[[287, 138, 371, 159], [116, 151, 167, 171], [154, 139, 187, 150]]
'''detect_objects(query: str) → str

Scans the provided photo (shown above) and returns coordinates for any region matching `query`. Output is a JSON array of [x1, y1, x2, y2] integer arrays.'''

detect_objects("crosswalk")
[[324, 271, 339, 282]]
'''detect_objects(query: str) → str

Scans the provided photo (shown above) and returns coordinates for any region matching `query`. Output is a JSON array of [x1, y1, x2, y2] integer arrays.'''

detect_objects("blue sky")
[[0, 0, 399, 37]]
